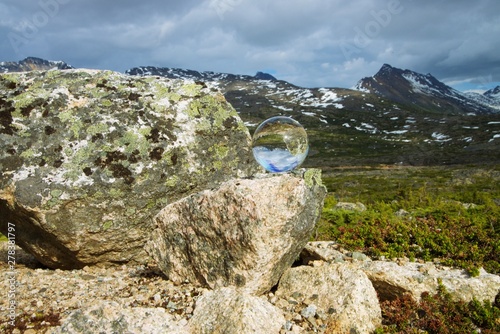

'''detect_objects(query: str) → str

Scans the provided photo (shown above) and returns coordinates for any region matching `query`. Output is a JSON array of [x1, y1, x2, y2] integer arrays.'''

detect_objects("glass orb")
[[252, 116, 309, 173]]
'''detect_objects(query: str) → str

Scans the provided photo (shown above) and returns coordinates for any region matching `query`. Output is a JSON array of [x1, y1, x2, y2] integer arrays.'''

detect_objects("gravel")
[[1, 243, 335, 333]]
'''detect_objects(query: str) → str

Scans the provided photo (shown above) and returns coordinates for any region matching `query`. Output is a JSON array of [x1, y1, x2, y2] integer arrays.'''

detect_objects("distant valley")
[[2, 57, 500, 166]]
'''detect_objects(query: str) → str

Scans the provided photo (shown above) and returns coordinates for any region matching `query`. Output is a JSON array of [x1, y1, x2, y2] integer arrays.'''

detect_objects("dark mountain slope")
[[0, 57, 73, 73], [354, 64, 496, 115]]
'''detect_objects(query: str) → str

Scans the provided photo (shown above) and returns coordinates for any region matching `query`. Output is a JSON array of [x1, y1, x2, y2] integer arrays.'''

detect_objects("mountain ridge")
[[0, 56, 74, 73], [354, 64, 499, 115], [125, 66, 277, 83], [2, 57, 498, 115]]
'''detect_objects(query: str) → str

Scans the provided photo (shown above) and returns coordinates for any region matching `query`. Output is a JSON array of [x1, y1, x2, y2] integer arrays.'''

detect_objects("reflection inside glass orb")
[[252, 116, 309, 173]]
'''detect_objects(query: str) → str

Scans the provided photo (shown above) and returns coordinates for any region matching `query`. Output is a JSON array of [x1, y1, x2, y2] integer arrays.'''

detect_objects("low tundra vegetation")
[[317, 165, 500, 333], [375, 281, 500, 334]]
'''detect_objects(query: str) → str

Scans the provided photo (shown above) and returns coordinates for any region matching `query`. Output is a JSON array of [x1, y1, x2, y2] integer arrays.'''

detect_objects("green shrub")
[[377, 283, 500, 333], [316, 166, 500, 274]]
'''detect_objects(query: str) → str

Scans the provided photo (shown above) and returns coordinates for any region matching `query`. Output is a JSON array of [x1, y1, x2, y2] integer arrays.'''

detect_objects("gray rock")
[[301, 304, 317, 318], [189, 287, 285, 334], [52, 301, 189, 334], [334, 202, 367, 212], [395, 208, 410, 217], [0, 70, 259, 269], [356, 261, 500, 303], [351, 251, 371, 262], [300, 241, 346, 264], [146, 169, 326, 294], [276, 263, 382, 334]]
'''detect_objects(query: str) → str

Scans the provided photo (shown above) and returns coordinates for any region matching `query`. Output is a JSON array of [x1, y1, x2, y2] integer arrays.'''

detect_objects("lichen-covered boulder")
[[146, 169, 326, 295], [0, 69, 259, 269]]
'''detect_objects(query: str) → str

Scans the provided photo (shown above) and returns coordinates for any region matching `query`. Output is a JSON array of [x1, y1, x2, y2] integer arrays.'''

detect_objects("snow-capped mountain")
[[0, 57, 73, 73], [354, 64, 497, 114], [484, 86, 500, 101], [464, 90, 500, 112], [126, 66, 277, 82], [126, 65, 348, 118]]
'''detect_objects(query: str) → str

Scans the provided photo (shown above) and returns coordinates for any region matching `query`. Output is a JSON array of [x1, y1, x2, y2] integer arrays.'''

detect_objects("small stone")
[[305, 316, 317, 327], [301, 304, 317, 318], [395, 209, 409, 217], [351, 252, 370, 262], [276, 298, 289, 310], [316, 309, 328, 320], [312, 260, 324, 267]]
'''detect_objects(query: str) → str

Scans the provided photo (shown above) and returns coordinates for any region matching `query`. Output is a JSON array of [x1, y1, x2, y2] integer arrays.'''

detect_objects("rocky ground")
[[1, 243, 339, 333], [3, 241, 499, 334]]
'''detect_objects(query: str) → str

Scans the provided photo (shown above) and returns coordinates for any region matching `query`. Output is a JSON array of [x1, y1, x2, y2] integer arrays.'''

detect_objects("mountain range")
[[0, 56, 74, 72], [2, 57, 499, 166]]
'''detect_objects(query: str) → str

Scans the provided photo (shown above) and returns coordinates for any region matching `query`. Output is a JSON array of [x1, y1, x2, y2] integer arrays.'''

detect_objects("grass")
[[317, 165, 500, 333]]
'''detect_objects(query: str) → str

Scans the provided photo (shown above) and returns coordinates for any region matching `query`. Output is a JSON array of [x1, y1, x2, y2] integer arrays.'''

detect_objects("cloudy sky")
[[1, 0, 499, 92]]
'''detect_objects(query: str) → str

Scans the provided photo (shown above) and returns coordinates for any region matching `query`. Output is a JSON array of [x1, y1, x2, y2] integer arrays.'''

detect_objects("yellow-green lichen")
[[208, 144, 230, 161], [169, 92, 182, 102], [304, 168, 325, 188], [179, 83, 203, 97], [87, 123, 109, 136], [102, 221, 113, 231], [58, 110, 74, 122], [117, 130, 151, 155], [69, 120, 85, 139], [20, 148, 37, 159], [109, 188, 125, 198], [72, 143, 97, 165], [101, 99, 113, 107], [153, 82, 172, 99], [126, 207, 136, 216], [1, 73, 21, 84], [165, 175, 179, 188], [138, 126, 152, 137], [161, 150, 175, 166], [50, 189, 63, 198]]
